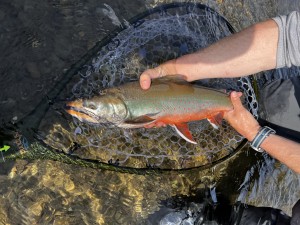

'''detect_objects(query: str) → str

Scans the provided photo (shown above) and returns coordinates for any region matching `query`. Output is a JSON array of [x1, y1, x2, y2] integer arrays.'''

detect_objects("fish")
[[65, 76, 233, 144]]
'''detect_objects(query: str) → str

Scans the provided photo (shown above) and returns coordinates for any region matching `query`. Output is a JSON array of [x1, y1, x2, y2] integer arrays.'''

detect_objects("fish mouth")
[[65, 100, 99, 124]]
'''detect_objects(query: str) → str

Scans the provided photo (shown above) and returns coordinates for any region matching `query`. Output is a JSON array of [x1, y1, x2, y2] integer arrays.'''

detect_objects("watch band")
[[250, 126, 276, 152]]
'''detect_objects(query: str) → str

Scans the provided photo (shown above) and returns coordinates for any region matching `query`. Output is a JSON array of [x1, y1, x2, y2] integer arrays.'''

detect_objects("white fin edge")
[[171, 125, 197, 145], [118, 121, 156, 129], [207, 119, 219, 129]]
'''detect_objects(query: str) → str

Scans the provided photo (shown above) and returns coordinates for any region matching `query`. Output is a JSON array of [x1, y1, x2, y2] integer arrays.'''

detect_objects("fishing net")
[[10, 3, 258, 171]]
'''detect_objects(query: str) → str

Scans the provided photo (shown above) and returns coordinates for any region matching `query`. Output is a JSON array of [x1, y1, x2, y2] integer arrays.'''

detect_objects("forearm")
[[225, 92, 300, 174], [259, 134, 300, 174], [243, 123, 300, 174], [175, 19, 278, 81]]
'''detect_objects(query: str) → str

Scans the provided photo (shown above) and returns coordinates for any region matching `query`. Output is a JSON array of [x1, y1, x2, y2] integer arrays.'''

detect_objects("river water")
[[0, 0, 300, 224]]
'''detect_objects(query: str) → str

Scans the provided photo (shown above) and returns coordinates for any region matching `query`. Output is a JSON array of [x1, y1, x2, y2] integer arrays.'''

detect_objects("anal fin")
[[172, 123, 197, 144], [207, 112, 224, 129]]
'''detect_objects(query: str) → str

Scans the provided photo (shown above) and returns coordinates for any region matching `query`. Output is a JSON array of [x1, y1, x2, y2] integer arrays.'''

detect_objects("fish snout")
[[64, 99, 100, 124], [65, 99, 84, 109]]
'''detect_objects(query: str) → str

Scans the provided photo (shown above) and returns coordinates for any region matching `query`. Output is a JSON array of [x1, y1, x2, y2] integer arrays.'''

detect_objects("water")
[[0, 0, 300, 224]]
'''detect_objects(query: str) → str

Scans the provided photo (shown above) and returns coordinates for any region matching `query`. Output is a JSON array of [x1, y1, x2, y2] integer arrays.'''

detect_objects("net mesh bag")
[[34, 3, 259, 170]]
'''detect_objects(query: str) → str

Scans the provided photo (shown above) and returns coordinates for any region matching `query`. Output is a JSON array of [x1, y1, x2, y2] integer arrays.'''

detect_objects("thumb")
[[140, 68, 163, 90], [230, 91, 243, 110]]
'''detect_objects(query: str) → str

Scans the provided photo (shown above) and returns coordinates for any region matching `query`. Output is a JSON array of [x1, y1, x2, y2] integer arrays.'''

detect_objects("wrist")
[[245, 124, 261, 142], [250, 126, 276, 152]]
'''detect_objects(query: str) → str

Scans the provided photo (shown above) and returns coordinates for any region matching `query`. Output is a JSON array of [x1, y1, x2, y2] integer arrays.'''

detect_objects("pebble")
[[79, 31, 85, 37]]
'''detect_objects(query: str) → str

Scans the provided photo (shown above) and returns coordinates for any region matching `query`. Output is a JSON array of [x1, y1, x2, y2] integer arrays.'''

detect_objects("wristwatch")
[[250, 126, 276, 152]]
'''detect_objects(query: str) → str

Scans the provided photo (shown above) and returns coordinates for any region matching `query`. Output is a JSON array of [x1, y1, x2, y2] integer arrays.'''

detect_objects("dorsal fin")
[[152, 75, 189, 85]]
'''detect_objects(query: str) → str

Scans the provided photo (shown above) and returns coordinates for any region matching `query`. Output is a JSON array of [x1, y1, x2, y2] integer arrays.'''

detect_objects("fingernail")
[[141, 80, 147, 88], [231, 91, 237, 97]]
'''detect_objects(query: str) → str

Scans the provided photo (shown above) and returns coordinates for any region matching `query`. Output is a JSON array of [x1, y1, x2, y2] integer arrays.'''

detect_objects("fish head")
[[65, 95, 127, 125]]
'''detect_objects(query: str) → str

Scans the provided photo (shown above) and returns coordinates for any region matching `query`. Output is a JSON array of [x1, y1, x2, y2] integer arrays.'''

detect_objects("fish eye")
[[84, 101, 97, 110], [88, 103, 97, 110]]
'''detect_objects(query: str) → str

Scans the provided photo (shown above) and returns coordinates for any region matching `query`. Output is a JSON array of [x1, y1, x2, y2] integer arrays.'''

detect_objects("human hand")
[[224, 91, 261, 141], [139, 59, 178, 90]]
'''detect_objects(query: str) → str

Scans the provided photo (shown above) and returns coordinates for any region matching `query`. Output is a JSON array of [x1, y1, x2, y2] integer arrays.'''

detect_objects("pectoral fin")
[[120, 114, 158, 128], [207, 112, 224, 129], [172, 123, 197, 144]]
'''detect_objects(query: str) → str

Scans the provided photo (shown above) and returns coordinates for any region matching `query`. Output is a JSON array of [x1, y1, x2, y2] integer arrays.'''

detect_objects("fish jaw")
[[65, 100, 100, 124], [65, 108, 99, 124]]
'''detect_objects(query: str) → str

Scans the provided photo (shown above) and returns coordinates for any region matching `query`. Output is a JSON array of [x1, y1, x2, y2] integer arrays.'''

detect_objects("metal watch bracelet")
[[250, 126, 276, 152]]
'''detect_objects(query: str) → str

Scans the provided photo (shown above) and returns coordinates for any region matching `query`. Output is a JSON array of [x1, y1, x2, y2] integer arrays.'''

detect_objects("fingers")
[[223, 91, 243, 120], [140, 59, 177, 89], [140, 68, 164, 90], [139, 73, 151, 90], [230, 91, 243, 110], [139, 70, 157, 90]]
